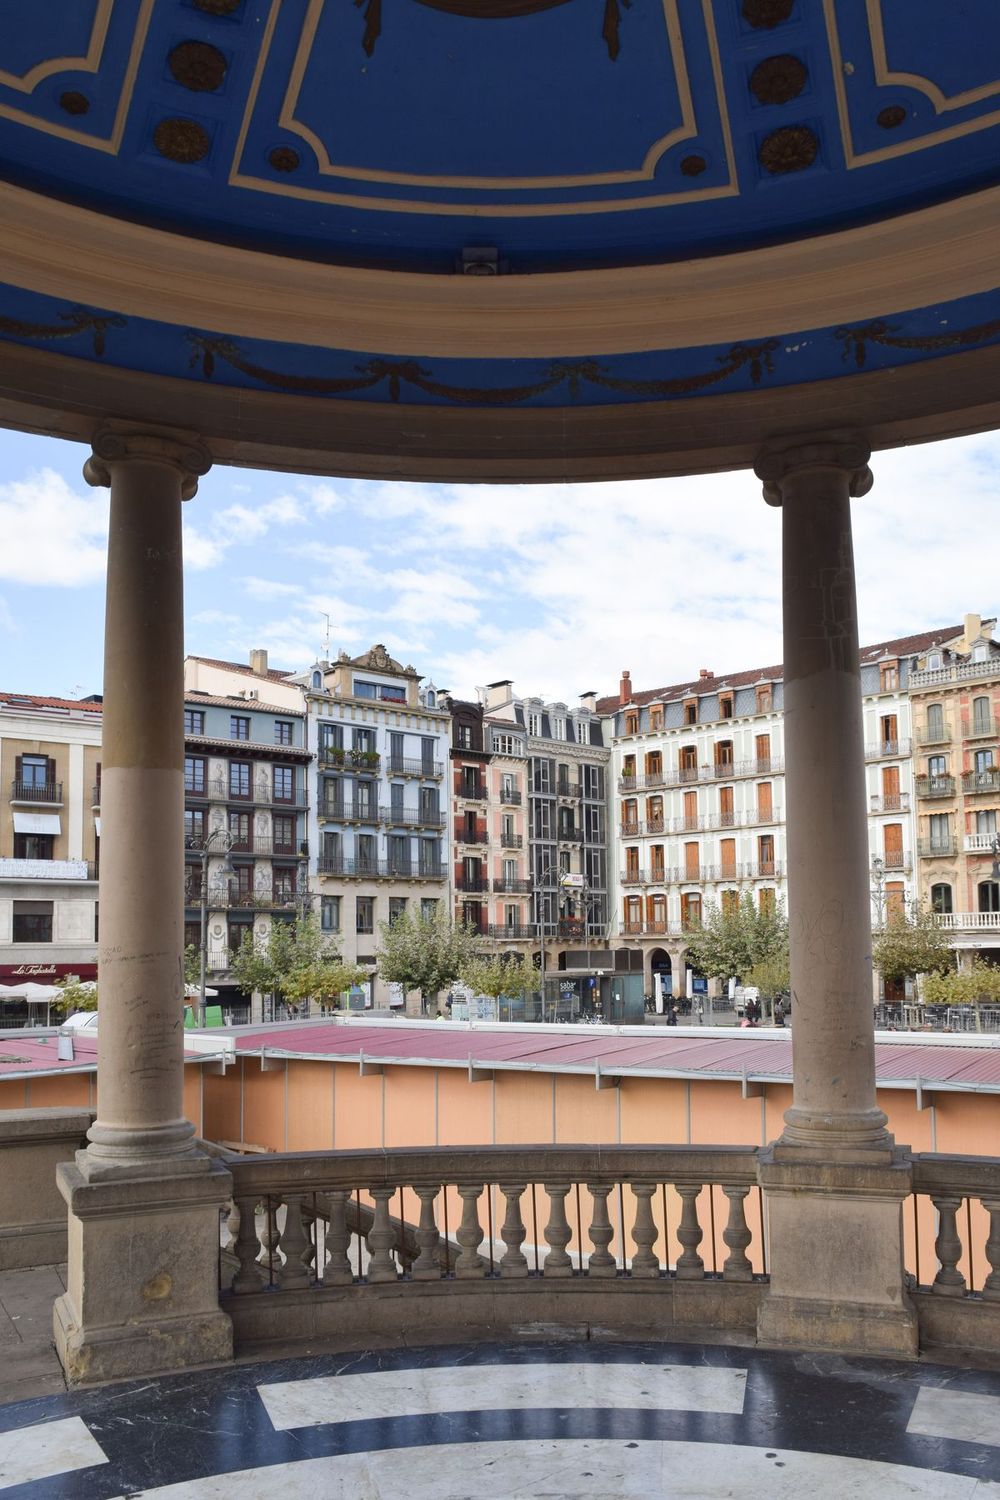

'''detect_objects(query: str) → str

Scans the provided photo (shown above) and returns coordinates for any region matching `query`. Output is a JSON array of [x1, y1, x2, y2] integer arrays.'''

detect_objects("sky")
[[0, 423, 997, 704]]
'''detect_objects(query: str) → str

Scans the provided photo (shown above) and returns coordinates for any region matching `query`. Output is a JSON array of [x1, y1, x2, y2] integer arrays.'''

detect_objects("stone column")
[[753, 438, 916, 1360], [54, 428, 233, 1383]]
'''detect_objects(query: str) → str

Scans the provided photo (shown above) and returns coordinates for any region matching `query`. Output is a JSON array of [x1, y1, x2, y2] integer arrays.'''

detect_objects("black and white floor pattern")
[[1, 1341, 999, 1497]]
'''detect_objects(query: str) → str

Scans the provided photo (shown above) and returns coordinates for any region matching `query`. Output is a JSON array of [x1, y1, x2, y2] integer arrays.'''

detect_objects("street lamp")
[[199, 827, 235, 1027], [870, 854, 886, 929]]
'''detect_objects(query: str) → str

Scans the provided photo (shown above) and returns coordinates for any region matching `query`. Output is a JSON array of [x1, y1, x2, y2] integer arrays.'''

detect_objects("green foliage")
[[922, 958, 1000, 1006], [229, 915, 358, 1007], [183, 944, 202, 987], [871, 905, 954, 981], [376, 909, 480, 1006], [744, 953, 789, 1001], [682, 892, 788, 983], [459, 951, 539, 999], [283, 957, 369, 1008], [56, 973, 98, 1012]]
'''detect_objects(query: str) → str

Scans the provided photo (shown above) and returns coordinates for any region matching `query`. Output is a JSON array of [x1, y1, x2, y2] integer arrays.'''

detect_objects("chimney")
[[579, 690, 597, 712], [699, 668, 711, 680], [619, 669, 631, 705], [484, 679, 514, 711], [964, 613, 982, 648], [250, 648, 268, 677]]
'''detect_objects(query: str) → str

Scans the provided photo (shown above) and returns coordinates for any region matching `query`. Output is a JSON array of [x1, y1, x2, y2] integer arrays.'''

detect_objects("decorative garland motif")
[[355, 0, 631, 61], [834, 316, 1000, 369], [0, 306, 126, 357], [186, 332, 779, 404]]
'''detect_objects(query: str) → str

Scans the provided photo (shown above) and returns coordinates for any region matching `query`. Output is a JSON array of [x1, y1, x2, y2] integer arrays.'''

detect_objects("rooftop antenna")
[[321, 613, 331, 663]]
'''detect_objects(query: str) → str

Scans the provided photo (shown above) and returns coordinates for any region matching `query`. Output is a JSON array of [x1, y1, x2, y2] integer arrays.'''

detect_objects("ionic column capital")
[[754, 437, 873, 507], [84, 427, 212, 501]]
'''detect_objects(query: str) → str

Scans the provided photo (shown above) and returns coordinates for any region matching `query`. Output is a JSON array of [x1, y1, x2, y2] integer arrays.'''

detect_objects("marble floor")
[[1, 1340, 999, 1497]]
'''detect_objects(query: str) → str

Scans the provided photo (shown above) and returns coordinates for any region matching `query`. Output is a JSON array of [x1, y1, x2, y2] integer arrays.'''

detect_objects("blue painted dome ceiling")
[[1, 0, 999, 271]]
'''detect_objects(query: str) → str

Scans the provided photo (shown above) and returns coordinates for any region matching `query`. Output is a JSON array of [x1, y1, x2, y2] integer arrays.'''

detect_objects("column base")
[[756, 1147, 918, 1361], [54, 1157, 233, 1385]]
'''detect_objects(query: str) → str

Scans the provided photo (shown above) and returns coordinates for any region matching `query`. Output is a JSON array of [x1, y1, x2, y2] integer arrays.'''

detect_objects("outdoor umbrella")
[[0, 981, 64, 1026]]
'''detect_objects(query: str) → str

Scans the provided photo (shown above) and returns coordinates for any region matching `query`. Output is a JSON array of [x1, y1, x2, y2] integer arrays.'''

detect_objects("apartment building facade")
[[182, 690, 310, 1012], [601, 625, 962, 998], [0, 692, 102, 1002], [908, 614, 1000, 967], [483, 681, 610, 963]]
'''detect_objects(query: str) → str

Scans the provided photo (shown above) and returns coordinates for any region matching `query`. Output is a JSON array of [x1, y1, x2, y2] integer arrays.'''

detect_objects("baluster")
[[324, 1191, 354, 1285], [224, 1198, 240, 1253], [931, 1195, 967, 1296], [498, 1183, 529, 1277], [366, 1186, 398, 1282], [630, 1183, 660, 1277], [586, 1184, 617, 1278], [257, 1197, 281, 1282], [543, 1182, 573, 1277], [413, 1186, 442, 1280], [230, 1194, 264, 1294], [455, 1185, 486, 1278], [722, 1186, 753, 1282], [675, 1185, 705, 1280], [983, 1198, 1000, 1301], [278, 1194, 312, 1289]]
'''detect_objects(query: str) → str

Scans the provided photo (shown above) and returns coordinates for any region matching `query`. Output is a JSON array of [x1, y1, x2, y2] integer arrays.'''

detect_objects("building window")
[[321, 896, 341, 932], [927, 652, 942, 670], [974, 644, 990, 662], [357, 897, 375, 934], [720, 694, 734, 720], [528, 712, 540, 736], [184, 810, 205, 848], [879, 662, 899, 692], [680, 893, 701, 926], [977, 810, 997, 836], [228, 811, 251, 850], [230, 716, 250, 741], [13, 833, 53, 860], [624, 711, 639, 736], [493, 733, 518, 756], [929, 812, 950, 851], [355, 679, 405, 702], [456, 724, 473, 749], [926, 703, 945, 741], [931, 883, 952, 915], [684, 700, 697, 725], [319, 723, 343, 753], [576, 720, 588, 744], [755, 685, 772, 714], [12, 900, 52, 942], [273, 766, 294, 802], [979, 881, 1000, 914], [759, 887, 775, 914], [649, 706, 664, 732], [758, 834, 775, 874], [275, 721, 294, 745], [389, 897, 407, 925], [972, 696, 993, 735], [184, 756, 206, 794], [421, 898, 438, 920], [269, 815, 291, 853], [184, 709, 205, 735], [552, 718, 566, 740], [229, 761, 251, 799]]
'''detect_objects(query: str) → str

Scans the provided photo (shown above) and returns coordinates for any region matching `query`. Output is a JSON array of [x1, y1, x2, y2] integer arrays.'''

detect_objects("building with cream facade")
[[601, 625, 964, 1000], [0, 691, 103, 1005]]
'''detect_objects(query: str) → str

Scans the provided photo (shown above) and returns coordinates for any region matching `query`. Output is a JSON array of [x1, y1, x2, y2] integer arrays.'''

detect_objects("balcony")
[[487, 922, 536, 939], [916, 775, 956, 799], [556, 780, 582, 799], [318, 801, 377, 824], [454, 875, 489, 893], [865, 739, 911, 760], [499, 788, 522, 805], [869, 793, 911, 814], [617, 757, 784, 793], [910, 658, 1000, 687], [501, 833, 523, 848], [91, 783, 101, 807], [557, 917, 585, 939], [455, 826, 489, 844], [619, 918, 683, 937], [493, 877, 533, 893], [918, 837, 957, 858], [965, 832, 1000, 853], [318, 748, 380, 774], [965, 716, 998, 741], [386, 756, 443, 778], [381, 806, 446, 829], [317, 858, 446, 880], [621, 868, 647, 886], [207, 780, 307, 809], [205, 948, 233, 971], [184, 836, 307, 859], [881, 851, 913, 874], [916, 726, 952, 746], [455, 782, 487, 802], [557, 828, 582, 844], [0, 857, 97, 880], [186, 885, 306, 911], [963, 768, 1000, 794], [743, 861, 781, 880], [10, 780, 62, 804], [932, 911, 1000, 931]]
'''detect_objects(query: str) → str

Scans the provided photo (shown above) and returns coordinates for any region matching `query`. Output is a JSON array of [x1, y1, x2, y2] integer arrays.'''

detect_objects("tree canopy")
[[376, 909, 480, 1006], [459, 951, 538, 1000], [229, 915, 365, 1008], [682, 892, 788, 984], [871, 905, 954, 982], [922, 958, 1000, 1006]]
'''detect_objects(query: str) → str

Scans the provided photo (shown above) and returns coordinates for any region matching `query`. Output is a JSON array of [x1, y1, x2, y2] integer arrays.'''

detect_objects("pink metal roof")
[[230, 1022, 1000, 1093], [0, 1034, 215, 1078]]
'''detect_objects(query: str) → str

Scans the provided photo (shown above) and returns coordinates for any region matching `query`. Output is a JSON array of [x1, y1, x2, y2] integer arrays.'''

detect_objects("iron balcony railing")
[[191, 780, 307, 808], [317, 858, 446, 880], [864, 738, 911, 761], [556, 781, 583, 799], [965, 717, 998, 741], [184, 836, 307, 859], [487, 922, 536, 938], [915, 775, 956, 799], [454, 875, 489, 893], [963, 769, 1000, 794], [499, 788, 522, 805], [557, 828, 582, 843], [456, 783, 487, 801], [318, 748, 380, 773], [381, 806, 446, 828], [318, 801, 377, 824], [493, 877, 533, 893], [92, 784, 101, 807], [869, 793, 911, 814], [880, 851, 913, 873], [185, 885, 306, 910], [455, 827, 489, 844], [386, 757, 443, 778], [10, 780, 62, 803], [917, 837, 957, 858], [916, 726, 952, 746], [618, 757, 783, 792], [501, 833, 524, 848]]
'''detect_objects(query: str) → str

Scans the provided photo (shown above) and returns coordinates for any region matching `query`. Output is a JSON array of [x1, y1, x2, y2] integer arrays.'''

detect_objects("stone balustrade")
[[220, 1145, 764, 1353], [0, 1108, 94, 1270], [908, 1153, 1000, 1359]]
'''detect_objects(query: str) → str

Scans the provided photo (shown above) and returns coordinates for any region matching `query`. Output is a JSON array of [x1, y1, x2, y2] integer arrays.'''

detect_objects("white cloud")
[[0, 468, 107, 586], [240, 577, 301, 601]]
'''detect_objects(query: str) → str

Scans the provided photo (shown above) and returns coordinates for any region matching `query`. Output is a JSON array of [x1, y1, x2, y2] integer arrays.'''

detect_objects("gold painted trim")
[[825, 0, 1000, 168], [230, 0, 738, 209], [867, 0, 1000, 113], [1, 176, 1000, 360], [0, 0, 154, 154], [0, 0, 113, 91]]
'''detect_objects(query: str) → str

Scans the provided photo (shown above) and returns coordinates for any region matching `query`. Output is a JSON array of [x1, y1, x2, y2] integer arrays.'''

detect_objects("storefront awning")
[[11, 812, 61, 835]]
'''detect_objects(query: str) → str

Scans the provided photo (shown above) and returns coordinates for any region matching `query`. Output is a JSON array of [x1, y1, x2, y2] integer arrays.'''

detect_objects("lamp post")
[[870, 854, 886, 929], [199, 827, 234, 1028]]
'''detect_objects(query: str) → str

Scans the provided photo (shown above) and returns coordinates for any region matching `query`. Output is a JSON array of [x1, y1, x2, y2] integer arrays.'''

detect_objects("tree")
[[744, 953, 789, 1003], [283, 957, 369, 1010], [871, 905, 953, 984], [376, 910, 480, 1012], [228, 916, 355, 1010], [923, 958, 1000, 1007], [459, 951, 538, 1000], [55, 973, 98, 1013], [184, 944, 202, 988], [682, 892, 788, 984]]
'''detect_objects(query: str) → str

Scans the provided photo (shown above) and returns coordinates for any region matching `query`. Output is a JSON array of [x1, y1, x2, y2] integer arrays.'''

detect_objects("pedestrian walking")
[[666, 1005, 678, 1026], [696, 998, 704, 1024], [774, 996, 785, 1027]]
